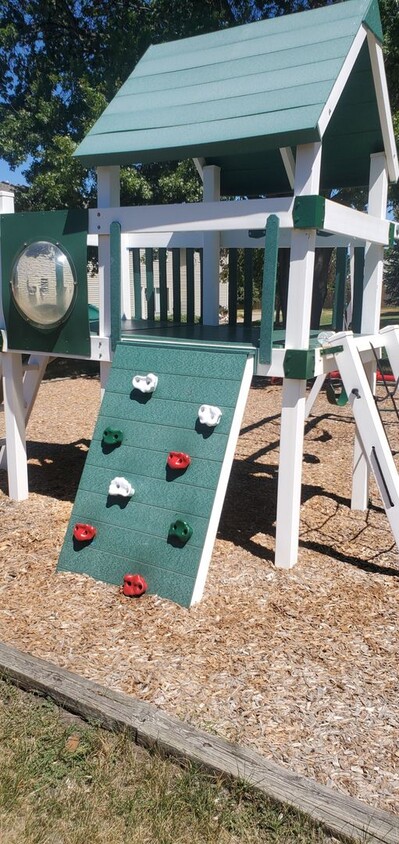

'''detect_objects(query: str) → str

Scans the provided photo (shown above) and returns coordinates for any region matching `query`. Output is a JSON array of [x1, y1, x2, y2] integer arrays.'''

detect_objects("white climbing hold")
[[132, 372, 158, 393], [198, 404, 222, 427], [108, 477, 135, 497]]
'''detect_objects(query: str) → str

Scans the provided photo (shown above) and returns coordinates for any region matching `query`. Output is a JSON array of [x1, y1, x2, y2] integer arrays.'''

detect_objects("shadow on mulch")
[[43, 357, 100, 381], [219, 457, 399, 578], [0, 439, 90, 503], [0, 386, 399, 577]]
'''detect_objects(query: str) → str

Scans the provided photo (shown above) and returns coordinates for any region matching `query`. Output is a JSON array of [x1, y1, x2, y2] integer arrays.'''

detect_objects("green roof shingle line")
[[74, 0, 393, 191]]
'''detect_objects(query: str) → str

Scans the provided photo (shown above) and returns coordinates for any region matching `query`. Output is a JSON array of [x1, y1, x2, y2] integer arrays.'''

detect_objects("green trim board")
[[110, 221, 121, 351], [259, 214, 279, 365], [0, 210, 90, 356], [58, 339, 254, 607], [74, 0, 395, 192]]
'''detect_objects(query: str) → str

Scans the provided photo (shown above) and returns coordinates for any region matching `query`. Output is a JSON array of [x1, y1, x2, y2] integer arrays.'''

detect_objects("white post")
[[0, 188, 28, 500], [351, 152, 388, 510], [2, 352, 28, 500], [0, 189, 14, 214], [275, 142, 322, 568], [97, 166, 120, 391], [0, 189, 15, 329], [202, 165, 220, 325]]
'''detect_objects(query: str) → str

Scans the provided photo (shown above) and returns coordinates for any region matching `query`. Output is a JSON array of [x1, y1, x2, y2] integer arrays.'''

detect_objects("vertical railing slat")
[[110, 221, 121, 351], [145, 248, 155, 321], [199, 249, 203, 323], [243, 248, 253, 326], [228, 248, 238, 325], [186, 248, 195, 324], [259, 215, 279, 365], [172, 248, 181, 322], [132, 248, 142, 320], [159, 248, 168, 322]]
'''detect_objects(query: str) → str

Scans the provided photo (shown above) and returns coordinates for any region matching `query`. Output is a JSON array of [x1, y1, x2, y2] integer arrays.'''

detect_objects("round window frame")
[[10, 239, 78, 331]]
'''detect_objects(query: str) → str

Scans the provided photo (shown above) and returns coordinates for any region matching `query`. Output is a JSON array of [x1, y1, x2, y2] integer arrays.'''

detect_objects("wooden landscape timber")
[[0, 641, 397, 844]]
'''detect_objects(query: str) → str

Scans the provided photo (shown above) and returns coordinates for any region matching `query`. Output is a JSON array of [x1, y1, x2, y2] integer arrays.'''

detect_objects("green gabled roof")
[[75, 0, 397, 193]]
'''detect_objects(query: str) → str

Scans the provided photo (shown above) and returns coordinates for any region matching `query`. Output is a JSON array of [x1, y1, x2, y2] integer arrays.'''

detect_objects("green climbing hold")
[[103, 426, 124, 446], [169, 519, 193, 544]]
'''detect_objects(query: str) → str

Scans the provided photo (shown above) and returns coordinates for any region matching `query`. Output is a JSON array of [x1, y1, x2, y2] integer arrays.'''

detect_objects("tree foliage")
[[0, 0, 341, 210], [384, 242, 399, 305], [0, 0, 237, 208], [0, 0, 397, 212]]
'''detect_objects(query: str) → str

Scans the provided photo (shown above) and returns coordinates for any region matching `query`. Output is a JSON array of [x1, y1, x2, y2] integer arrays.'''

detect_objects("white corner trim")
[[190, 355, 254, 605], [193, 157, 205, 180], [318, 25, 367, 137], [367, 32, 399, 183], [279, 147, 295, 190]]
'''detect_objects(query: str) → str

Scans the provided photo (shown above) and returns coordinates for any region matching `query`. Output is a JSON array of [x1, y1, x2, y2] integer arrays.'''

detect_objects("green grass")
[[0, 679, 342, 844], [380, 306, 399, 328]]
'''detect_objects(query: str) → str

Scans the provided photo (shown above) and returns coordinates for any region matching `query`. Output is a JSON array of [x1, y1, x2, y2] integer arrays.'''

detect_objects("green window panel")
[[0, 210, 89, 356]]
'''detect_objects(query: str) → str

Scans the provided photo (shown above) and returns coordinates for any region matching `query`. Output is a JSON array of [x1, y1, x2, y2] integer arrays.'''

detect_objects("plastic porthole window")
[[11, 240, 77, 329]]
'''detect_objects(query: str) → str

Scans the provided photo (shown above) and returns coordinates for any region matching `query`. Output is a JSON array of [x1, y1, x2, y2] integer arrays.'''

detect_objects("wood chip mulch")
[[0, 373, 398, 815]]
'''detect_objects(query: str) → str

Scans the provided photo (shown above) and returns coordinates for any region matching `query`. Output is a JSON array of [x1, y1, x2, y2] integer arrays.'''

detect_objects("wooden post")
[[97, 166, 120, 392], [275, 142, 322, 568], [202, 165, 220, 326], [351, 152, 388, 511]]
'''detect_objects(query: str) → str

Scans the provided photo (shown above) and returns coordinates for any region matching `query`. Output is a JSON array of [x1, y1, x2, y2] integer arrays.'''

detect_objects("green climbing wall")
[[57, 339, 254, 606]]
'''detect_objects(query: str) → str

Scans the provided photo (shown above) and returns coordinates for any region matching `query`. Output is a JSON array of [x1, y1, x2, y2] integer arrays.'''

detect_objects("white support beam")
[[318, 25, 367, 137], [118, 229, 359, 251], [0, 354, 50, 473], [0, 190, 14, 329], [362, 154, 388, 334], [279, 147, 295, 190], [193, 157, 205, 180], [331, 333, 399, 548], [323, 199, 391, 246], [367, 33, 399, 183], [97, 166, 120, 390], [2, 353, 28, 500], [351, 152, 389, 511], [305, 374, 326, 419], [275, 142, 322, 569], [202, 165, 220, 325], [191, 355, 254, 604], [22, 354, 50, 427], [89, 197, 294, 236]]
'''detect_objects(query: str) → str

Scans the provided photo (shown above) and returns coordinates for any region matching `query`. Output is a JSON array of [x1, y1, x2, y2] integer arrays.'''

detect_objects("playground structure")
[[1, 0, 399, 605]]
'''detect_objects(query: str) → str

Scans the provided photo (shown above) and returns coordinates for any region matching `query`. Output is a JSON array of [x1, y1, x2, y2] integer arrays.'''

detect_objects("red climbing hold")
[[121, 573, 148, 597], [73, 523, 96, 542], [167, 451, 191, 470]]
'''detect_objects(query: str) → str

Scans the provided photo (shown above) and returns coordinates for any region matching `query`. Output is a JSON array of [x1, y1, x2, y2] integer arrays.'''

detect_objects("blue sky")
[[0, 159, 27, 185]]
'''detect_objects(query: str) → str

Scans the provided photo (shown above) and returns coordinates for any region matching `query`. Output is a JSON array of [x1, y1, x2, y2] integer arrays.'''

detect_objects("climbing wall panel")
[[58, 340, 254, 606]]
